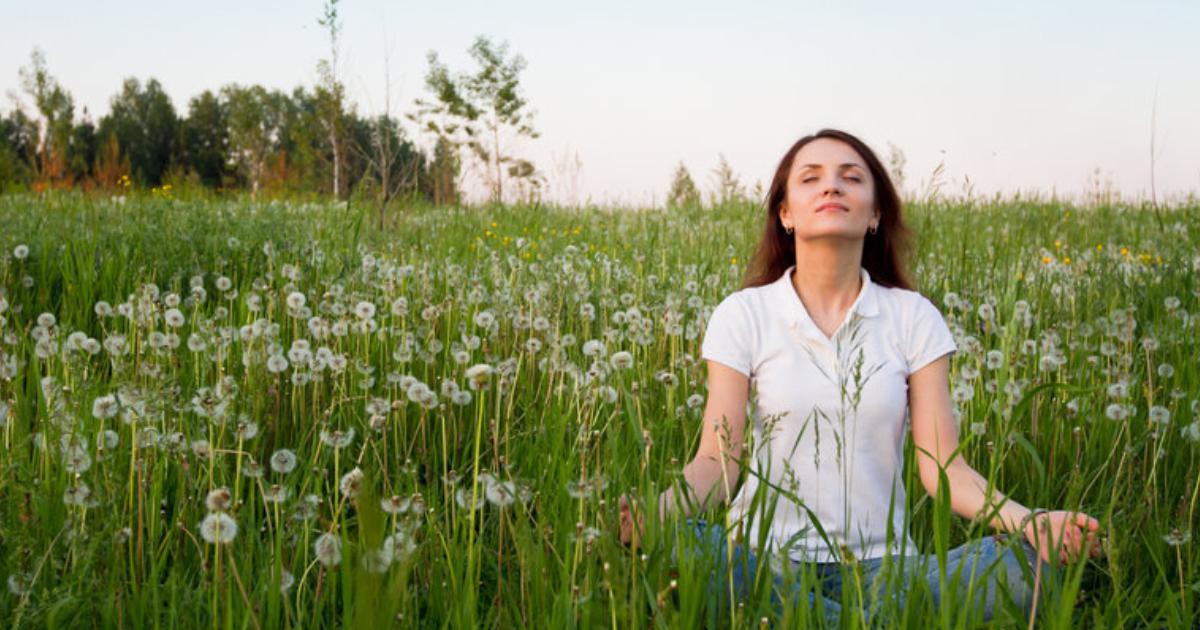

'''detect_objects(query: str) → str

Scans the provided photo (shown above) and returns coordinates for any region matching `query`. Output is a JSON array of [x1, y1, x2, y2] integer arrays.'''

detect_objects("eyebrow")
[[797, 163, 866, 171]]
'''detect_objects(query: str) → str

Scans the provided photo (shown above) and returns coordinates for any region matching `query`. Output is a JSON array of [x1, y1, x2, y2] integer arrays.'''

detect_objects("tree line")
[[0, 3, 542, 216]]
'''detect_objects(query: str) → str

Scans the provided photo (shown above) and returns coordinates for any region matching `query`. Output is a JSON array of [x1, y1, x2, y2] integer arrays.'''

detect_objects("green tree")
[[220, 84, 289, 194], [67, 110, 98, 184], [181, 90, 231, 188], [97, 77, 178, 186], [0, 110, 38, 190], [427, 135, 461, 206], [666, 161, 700, 208], [19, 48, 75, 185], [420, 35, 539, 204]]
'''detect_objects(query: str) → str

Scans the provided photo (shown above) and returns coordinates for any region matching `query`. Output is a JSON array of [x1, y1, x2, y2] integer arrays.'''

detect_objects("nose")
[[822, 177, 843, 197]]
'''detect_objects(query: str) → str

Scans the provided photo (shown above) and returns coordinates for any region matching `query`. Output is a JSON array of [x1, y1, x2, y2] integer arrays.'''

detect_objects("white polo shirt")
[[700, 264, 957, 563]]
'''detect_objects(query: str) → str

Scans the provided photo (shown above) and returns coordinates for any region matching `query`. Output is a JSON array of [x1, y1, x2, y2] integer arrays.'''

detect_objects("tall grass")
[[0, 191, 1196, 628]]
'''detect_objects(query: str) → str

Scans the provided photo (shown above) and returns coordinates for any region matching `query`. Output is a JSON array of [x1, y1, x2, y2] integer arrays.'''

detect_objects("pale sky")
[[3, 0, 1198, 206]]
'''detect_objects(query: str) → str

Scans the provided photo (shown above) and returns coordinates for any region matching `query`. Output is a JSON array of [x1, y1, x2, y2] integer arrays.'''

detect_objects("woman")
[[618, 129, 1101, 624]]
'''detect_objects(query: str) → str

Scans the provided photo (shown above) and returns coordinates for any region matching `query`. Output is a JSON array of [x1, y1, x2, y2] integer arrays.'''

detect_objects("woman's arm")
[[620, 361, 748, 546], [908, 355, 1101, 564]]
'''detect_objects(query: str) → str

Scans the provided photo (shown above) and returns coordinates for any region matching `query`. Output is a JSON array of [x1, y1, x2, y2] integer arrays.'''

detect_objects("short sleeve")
[[905, 295, 957, 375], [701, 293, 754, 378]]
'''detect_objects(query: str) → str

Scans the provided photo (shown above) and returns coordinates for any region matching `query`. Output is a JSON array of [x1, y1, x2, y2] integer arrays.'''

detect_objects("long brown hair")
[[741, 129, 913, 290]]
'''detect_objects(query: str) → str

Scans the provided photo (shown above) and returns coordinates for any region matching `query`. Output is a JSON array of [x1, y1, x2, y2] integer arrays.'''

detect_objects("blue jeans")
[[671, 519, 1050, 627]]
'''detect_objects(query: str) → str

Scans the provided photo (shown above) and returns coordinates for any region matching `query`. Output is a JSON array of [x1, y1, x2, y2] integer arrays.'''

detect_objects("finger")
[[1073, 512, 1100, 531]]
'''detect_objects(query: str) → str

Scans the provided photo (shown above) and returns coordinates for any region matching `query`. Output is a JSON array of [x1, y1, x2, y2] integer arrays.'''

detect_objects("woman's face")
[[779, 138, 879, 242]]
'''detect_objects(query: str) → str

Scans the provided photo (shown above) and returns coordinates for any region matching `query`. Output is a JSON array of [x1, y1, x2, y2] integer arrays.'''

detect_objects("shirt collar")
[[773, 264, 880, 333]]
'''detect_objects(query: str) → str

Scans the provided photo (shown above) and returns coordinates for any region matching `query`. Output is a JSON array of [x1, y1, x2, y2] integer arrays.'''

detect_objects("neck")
[[790, 240, 863, 316]]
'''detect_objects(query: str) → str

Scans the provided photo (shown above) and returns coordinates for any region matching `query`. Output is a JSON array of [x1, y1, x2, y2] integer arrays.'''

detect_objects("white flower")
[[473, 310, 495, 329], [465, 364, 494, 390], [596, 385, 618, 404], [566, 479, 592, 500], [485, 479, 518, 508], [270, 449, 298, 474], [235, 420, 259, 441], [339, 467, 364, 499], [609, 351, 634, 370], [215, 276, 232, 292], [199, 512, 239, 544], [985, 350, 1004, 370], [63, 445, 92, 474], [1105, 403, 1129, 422], [1163, 528, 1191, 547], [13, 244, 29, 260], [63, 482, 92, 507], [92, 394, 119, 420], [164, 308, 185, 328], [455, 487, 482, 511], [686, 394, 705, 409], [263, 484, 290, 503], [1149, 406, 1171, 425], [7, 573, 30, 596], [354, 301, 376, 320], [278, 569, 295, 593], [582, 339, 606, 357], [319, 427, 355, 449], [266, 355, 289, 374], [314, 532, 342, 566], [206, 487, 233, 511], [286, 292, 306, 310], [451, 390, 472, 406]]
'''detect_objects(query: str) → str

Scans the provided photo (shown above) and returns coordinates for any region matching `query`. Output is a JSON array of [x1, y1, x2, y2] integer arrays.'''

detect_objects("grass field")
[[0, 192, 1197, 628]]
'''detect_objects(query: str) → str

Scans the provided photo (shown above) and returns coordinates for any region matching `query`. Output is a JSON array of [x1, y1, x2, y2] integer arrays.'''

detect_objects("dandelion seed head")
[[270, 449, 298, 474], [199, 512, 239, 544], [339, 467, 364, 499], [314, 532, 342, 566], [206, 487, 233, 511]]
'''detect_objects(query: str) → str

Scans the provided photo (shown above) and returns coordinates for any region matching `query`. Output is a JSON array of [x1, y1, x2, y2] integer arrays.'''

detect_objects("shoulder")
[[873, 285, 943, 318], [710, 283, 775, 322]]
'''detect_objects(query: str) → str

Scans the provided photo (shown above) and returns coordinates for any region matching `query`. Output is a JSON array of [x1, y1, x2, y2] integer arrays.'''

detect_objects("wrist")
[[1018, 508, 1049, 537]]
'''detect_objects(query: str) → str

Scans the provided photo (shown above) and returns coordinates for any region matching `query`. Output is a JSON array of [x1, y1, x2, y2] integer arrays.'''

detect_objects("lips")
[[816, 203, 848, 212]]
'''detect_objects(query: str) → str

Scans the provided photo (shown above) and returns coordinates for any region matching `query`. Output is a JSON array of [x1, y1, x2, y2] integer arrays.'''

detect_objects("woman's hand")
[[618, 494, 646, 548], [1023, 510, 1103, 565]]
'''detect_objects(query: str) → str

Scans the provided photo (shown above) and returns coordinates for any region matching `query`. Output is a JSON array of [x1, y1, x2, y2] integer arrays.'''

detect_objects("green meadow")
[[0, 192, 1197, 628]]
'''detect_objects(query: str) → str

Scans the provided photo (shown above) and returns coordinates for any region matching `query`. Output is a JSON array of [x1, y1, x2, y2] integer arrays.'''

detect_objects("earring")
[[785, 225, 794, 235], [868, 224, 878, 235]]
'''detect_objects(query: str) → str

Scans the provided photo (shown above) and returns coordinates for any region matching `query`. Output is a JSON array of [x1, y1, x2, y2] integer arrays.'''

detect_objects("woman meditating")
[[618, 128, 1101, 624]]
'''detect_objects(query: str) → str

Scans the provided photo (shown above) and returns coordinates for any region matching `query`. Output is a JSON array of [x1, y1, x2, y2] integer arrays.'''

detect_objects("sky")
[[2, 0, 1198, 206]]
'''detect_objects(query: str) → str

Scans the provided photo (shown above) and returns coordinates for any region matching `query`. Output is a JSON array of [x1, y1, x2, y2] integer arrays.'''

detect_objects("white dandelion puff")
[[313, 532, 342, 566], [270, 449, 298, 474], [319, 428, 355, 450], [206, 487, 233, 511], [610, 351, 634, 370], [286, 292, 306, 310], [199, 512, 239, 544], [92, 394, 119, 420], [339, 467, 364, 499], [1149, 405, 1171, 425], [465, 363, 494, 391]]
